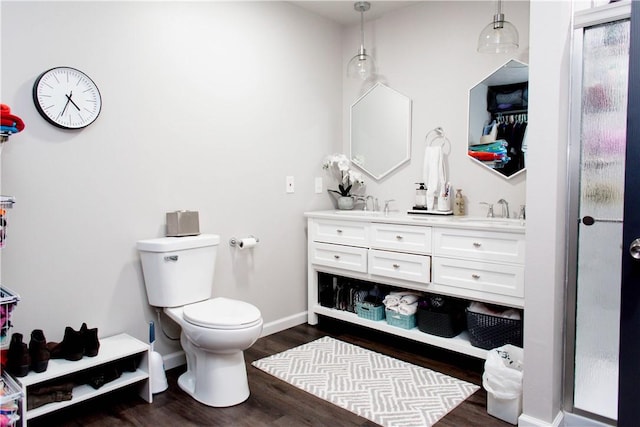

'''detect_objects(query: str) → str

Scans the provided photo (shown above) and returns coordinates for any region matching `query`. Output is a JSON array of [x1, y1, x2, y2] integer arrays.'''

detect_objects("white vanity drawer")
[[310, 219, 370, 247], [432, 257, 524, 298], [371, 223, 432, 254], [433, 227, 525, 264], [369, 249, 431, 284], [310, 242, 368, 273]]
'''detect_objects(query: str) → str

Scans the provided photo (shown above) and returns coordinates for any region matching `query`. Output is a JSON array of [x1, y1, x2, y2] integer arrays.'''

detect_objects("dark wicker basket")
[[417, 307, 465, 338], [466, 308, 523, 349]]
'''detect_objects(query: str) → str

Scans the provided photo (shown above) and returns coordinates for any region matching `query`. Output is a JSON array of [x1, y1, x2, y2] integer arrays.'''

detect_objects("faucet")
[[383, 199, 395, 216], [363, 195, 375, 211], [480, 202, 494, 218], [497, 199, 510, 218], [518, 204, 526, 220]]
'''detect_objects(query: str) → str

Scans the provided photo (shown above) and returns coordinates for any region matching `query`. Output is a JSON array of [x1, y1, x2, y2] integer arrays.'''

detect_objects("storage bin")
[[466, 308, 523, 349], [356, 302, 385, 321], [417, 306, 465, 338], [385, 309, 416, 330]]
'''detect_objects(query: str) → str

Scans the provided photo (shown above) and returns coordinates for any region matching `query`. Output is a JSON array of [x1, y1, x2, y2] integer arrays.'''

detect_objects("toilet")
[[136, 234, 263, 407]]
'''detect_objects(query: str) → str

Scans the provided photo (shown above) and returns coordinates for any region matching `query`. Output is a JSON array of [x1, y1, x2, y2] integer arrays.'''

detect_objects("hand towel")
[[423, 146, 446, 210], [383, 294, 401, 308], [398, 302, 418, 315], [399, 294, 419, 305]]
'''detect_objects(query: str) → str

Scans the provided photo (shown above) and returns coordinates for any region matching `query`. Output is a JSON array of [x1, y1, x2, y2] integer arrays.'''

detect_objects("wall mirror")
[[468, 59, 528, 179], [350, 83, 412, 180]]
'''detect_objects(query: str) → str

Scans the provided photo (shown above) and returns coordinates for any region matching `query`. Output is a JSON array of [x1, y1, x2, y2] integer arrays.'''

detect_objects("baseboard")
[[260, 311, 308, 337], [562, 412, 612, 427], [518, 411, 563, 427], [159, 311, 308, 370], [162, 350, 186, 371]]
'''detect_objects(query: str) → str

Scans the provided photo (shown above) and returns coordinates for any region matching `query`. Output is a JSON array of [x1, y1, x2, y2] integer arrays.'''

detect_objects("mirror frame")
[[468, 59, 529, 180], [350, 83, 412, 180]]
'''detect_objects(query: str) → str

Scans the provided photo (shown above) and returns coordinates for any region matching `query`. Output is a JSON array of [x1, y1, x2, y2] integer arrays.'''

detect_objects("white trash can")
[[482, 344, 524, 425]]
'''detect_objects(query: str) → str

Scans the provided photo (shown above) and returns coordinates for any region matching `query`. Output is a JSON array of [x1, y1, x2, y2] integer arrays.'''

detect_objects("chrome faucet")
[[364, 195, 375, 211], [480, 202, 494, 218], [384, 199, 395, 216], [497, 199, 510, 218]]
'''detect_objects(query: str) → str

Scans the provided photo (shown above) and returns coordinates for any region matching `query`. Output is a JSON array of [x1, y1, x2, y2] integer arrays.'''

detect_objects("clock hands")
[[65, 92, 81, 111], [59, 91, 81, 120]]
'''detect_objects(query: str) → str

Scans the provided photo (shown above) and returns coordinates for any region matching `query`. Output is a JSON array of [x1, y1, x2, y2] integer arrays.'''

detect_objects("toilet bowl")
[[164, 297, 263, 407], [136, 234, 263, 407]]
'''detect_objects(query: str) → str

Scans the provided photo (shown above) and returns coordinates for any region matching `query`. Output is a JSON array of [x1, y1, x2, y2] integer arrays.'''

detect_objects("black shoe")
[[47, 327, 84, 361], [7, 333, 31, 377], [29, 329, 50, 373], [80, 323, 99, 357]]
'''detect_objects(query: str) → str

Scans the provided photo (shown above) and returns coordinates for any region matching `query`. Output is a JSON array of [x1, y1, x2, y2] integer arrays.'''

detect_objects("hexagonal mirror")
[[468, 59, 528, 179], [350, 83, 412, 180]]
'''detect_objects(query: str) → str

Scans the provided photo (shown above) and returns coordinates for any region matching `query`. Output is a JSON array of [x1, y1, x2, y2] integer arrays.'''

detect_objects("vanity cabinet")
[[305, 211, 525, 359], [15, 333, 151, 426]]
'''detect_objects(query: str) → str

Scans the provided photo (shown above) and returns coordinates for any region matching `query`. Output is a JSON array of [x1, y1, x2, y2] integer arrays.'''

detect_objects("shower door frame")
[[565, 1, 632, 424]]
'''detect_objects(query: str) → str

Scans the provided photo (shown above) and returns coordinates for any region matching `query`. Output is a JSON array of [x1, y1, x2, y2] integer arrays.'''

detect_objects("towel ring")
[[425, 127, 451, 155]]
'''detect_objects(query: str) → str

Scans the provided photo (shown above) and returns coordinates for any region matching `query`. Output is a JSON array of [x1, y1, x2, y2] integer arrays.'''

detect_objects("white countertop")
[[304, 210, 526, 233]]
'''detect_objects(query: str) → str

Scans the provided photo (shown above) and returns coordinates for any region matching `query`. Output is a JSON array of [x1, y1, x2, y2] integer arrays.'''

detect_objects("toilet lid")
[[183, 297, 262, 330]]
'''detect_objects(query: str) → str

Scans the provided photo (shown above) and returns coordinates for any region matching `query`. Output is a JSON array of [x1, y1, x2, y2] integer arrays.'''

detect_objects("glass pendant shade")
[[347, 49, 375, 80], [477, 1, 519, 53], [347, 2, 375, 80]]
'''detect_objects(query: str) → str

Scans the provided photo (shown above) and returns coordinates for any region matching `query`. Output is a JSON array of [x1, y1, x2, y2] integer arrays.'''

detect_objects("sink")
[[333, 210, 395, 217], [453, 217, 525, 227]]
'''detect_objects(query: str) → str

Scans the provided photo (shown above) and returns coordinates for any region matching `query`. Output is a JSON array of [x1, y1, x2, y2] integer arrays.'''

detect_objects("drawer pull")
[[395, 235, 404, 240], [472, 242, 482, 247], [336, 229, 343, 233], [471, 273, 481, 279], [392, 264, 400, 269], [334, 255, 341, 259]]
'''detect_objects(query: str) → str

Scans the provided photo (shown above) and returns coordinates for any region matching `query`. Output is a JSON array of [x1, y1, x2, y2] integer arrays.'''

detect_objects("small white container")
[[487, 393, 522, 425]]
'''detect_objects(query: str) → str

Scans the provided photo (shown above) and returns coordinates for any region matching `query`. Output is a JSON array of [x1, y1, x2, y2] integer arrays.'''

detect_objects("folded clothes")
[[0, 104, 25, 132], [0, 125, 19, 134], [399, 294, 419, 305], [397, 302, 418, 315], [468, 302, 521, 320]]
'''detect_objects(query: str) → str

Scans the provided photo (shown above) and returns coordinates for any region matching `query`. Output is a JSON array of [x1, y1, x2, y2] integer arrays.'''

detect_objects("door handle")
[[581, 216, 623, 226], [630, 238, 640, 260]]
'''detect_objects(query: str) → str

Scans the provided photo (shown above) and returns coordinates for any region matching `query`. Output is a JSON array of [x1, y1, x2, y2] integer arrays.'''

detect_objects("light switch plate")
[[314, 177, 323, 194], [286, 176, 295, 193]]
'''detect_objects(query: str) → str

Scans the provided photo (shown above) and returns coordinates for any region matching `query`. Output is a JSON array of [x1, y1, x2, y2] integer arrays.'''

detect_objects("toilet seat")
[[183, 297, 262, 330]]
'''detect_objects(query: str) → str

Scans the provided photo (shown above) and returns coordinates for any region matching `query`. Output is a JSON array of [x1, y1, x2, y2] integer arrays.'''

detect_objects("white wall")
[[0, 1, 341, 355], [341, 1, 530, 217]]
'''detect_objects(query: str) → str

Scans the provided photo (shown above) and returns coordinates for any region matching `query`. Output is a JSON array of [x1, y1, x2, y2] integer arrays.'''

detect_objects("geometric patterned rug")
[[251, 336, 480, 427]]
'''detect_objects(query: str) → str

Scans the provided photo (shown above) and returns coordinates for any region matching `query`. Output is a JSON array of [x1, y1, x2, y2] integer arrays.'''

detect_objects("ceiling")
[[290, 1, 417, 26]]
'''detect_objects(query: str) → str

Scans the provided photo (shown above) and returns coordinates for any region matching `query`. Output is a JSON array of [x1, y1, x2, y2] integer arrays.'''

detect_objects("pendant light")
[[347, 1, 375, 80], [477, 0, 519, 54]]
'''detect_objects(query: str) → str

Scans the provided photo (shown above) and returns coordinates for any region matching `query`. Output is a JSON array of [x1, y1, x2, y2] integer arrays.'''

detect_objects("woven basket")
[[466, 308, 523, 349], [417, 307, 465, 338], [385, 309, 417, 330], [356, 303, 385, 321]]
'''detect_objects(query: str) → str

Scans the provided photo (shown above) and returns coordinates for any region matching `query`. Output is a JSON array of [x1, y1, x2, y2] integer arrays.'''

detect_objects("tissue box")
[[166, 211, 200, 237]]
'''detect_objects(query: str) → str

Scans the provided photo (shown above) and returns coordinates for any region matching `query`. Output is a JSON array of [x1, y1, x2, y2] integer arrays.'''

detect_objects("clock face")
[[32, 66, 102, 129]]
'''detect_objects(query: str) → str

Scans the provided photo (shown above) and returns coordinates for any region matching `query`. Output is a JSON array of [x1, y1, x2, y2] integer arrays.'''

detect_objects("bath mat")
[[251, 336, 479, 427]]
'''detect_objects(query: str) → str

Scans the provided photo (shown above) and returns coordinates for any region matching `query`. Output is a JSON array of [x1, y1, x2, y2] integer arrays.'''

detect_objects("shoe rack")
[[14, 333, 152, 426]]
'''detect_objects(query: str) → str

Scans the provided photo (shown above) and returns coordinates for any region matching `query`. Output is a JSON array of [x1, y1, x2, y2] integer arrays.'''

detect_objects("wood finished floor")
[[29, 319, 512, 426]]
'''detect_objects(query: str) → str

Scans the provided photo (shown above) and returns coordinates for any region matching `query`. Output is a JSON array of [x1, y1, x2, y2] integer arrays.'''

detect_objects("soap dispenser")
[[454, 189, 465, 216], [414, 183, 427, 209]]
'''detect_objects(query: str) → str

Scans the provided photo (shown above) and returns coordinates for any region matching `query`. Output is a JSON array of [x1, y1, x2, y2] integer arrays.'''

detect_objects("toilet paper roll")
[[238, 237, 257, 250]]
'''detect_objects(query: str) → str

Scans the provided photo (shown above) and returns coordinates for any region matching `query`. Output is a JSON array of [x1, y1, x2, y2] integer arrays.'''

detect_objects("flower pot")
[[337, 196, 355, 210]]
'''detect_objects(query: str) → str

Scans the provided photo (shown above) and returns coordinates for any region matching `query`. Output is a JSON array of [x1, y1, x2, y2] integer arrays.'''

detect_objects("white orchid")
[[322, 153, 365, 197]]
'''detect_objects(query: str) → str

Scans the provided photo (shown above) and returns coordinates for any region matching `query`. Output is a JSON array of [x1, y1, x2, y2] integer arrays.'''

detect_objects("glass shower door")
[[572, 17, 630, 421]]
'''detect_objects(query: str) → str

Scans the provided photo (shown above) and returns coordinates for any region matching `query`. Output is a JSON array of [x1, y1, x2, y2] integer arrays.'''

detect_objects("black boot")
[[80, 323, 99, 357], [47, 327, 84, 361], [7, 333, 31, 377], [29, 329, 50, 373]]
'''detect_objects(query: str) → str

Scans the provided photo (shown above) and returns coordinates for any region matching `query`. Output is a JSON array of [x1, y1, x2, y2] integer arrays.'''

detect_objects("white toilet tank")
[[137, 234, 220, 307]]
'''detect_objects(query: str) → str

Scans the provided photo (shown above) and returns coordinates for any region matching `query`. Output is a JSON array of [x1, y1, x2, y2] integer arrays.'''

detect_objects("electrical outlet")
[[314, 177, 323, 194], [286, 176, 295, 193]]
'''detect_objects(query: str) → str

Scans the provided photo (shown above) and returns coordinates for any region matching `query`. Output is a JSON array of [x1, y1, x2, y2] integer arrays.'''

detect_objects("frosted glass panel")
[[574, 19, 629, 420]]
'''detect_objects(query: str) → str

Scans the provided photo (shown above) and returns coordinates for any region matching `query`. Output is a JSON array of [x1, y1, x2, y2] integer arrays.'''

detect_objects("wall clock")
[[32, 66, 102, 129]]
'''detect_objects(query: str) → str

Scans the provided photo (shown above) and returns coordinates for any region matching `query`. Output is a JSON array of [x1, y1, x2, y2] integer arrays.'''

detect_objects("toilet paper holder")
[[229, 235, 260, 248]]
